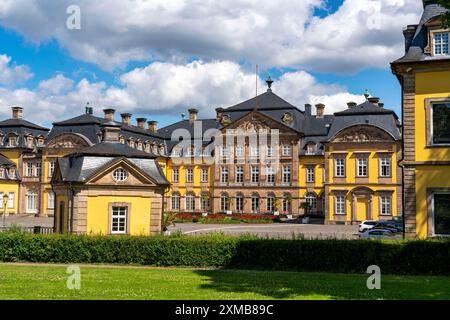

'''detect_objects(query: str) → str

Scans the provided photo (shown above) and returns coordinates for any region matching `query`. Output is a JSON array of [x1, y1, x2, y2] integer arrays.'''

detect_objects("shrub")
[[0, 233, 449, 275]]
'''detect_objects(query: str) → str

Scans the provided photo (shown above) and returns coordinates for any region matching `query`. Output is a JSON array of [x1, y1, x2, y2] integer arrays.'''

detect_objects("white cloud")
[[0, 54, 33, 86], [0, 59, 367, 125], [0, 0, 422, 73]]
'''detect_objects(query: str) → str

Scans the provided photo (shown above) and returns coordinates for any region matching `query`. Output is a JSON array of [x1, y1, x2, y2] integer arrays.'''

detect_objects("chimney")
[[136, 117, 147, 129], [101, 122, 121, 142], [347, 102, 357, 109], [121, 113, 132, 126], [403, 25, 418, 54], [12, 107, 23, 119], [304, 104, 312, 116], [215, 108, 224, 122], [103, 108, 116, 121], [315, 103, 325, 118], [147, 120, 158, 133], [188, 108, 198, 124], [368, 97, 380, 106]]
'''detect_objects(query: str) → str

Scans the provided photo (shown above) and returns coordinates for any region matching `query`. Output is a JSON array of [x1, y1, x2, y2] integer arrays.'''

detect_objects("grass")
[[0, 264, 449, 300]]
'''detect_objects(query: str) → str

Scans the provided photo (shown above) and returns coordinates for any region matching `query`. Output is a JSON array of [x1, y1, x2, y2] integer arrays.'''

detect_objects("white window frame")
[[26, 192, 38, 214], [172, 168, 179, 183], [236, 166, 244, 184], [26, 162, 33, 177], [171, 193, 181, 210], [186, 168, 194, 183], [251, 196, 260, 213], [185, 194, 196, 211], [201, 168, 209, 183], [221, 167, 229, 183], [235, 146, 244, 158], [306, 144, 316, 155], [49, 161, 56, 178], [251, 166, 259, 184], [434, 31, 449, 56], [380, 194, 392, 216], [267, 146, 275, 157], [380, 157, 392, 177], [250, 146, 260, 157], [220, 195, 229, 212], [47, 191, 55, 209], [306, 194, 317, 211], [235, 194, 244, 212], [113, 168, 128, 182], [335, 194, 346, 215], [306, 166, 315, 183], [282, 165, 291, 184], [266, 166, 275, 184], [357, 157, 368, 177], [35, 162, 42, 177], [335, 158, 346, 177], [282, 145, 292, 156], [267, 196, 274, 212], [430, 102, 450, 146], [8, 192, 14, 209], [221, 147, 229, 158], [111, 206, 127, 234]]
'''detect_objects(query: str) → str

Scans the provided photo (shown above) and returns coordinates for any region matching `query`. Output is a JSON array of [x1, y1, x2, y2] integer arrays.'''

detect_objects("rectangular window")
[[0, 192, 3, 209], [434, 32, 449, 56], [35, 162, 42, 177], [236, 166, 244, 184], [201, 195, 210, 211], [335, 195, 346, 215], [221, 147, 229, 157], [49, 161, 56, 177], [380, 157, 391, 177], [7, 192, 14, 209], [432, 103, 450, 145], [47, 191, 55, 209], [251, 166, 259, 184], [433, 193, 450, 235], [0, 169, 4, 179], [380, 194, 392, 216], [335, 158, 346, 177], [186, 168, 194, 183], [221, 167, 229, 183], [111, 206, 127, 234], [220, 196, 229, 212], [266, 166, 275, 184], [282, 145, 292, 156], [267, 146, 275, 157], [201, 168, 209, 183], [267, 197, 274, 212], [172, 168, 179, 183], [306, 144, 316, 155], [236, 195, 244, 212], [235, 146, 244, 158], [26, 162, 33, 177], [250, 146, 259, 157], [282, 165, 291, 183], [185, 195, 195, 211], [306, 167, 315, 183], [357, 158, 368, 177]]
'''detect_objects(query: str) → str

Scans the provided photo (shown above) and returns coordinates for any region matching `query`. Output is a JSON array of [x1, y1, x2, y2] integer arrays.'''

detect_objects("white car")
[[359, 228, 399, 239], [359, 220, 377, 233]]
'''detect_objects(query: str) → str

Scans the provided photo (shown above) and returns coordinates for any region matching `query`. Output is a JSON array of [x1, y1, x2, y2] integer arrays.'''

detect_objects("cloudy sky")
[[0, 0, 423, 128]]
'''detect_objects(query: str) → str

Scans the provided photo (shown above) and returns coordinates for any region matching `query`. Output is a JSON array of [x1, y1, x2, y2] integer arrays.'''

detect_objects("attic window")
[[8, 136, 17, 147], [434, 32, 449, 56], [306, 143, 316, 155], [113, 168, 128, 182]]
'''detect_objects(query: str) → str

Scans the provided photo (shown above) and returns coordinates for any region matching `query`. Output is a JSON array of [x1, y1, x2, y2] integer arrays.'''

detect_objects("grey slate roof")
[[0, 154, 16, 167], [393, 2, 449, 64], [0, 118, 50, 149], [57, 142, 169, 185], [327, 101, 401, 141]]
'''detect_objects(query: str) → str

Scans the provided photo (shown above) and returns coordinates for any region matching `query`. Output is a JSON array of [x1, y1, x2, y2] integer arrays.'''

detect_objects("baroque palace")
[[0, 0, 447, 238]]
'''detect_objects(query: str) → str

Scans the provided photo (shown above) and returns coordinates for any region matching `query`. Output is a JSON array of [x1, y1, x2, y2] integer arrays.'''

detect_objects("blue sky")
[[0, 0, 422, 128]]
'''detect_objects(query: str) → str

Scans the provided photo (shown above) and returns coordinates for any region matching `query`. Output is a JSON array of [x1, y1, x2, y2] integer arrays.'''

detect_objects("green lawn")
[[0, 264, 449, 300]]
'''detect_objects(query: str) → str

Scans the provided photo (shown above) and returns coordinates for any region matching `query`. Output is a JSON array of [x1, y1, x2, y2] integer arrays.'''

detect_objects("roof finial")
[[364, 89, 370, 101], [266, 76, 273, 92], [85, 102, 93, 115], [181, 112, 186, 120]]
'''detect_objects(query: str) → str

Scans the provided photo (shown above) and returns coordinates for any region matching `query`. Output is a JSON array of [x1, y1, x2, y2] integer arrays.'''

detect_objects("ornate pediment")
[[333, 125, 392, 143], [236, 117, 272, 133], [46, 134, 91, 149]]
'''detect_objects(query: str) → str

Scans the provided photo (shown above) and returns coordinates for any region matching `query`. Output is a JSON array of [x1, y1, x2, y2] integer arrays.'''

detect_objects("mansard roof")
[[0, 117, 49, 149], [392, 1, 449, 64]]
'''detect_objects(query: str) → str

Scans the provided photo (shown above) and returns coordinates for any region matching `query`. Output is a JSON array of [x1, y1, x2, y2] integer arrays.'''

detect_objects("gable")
[[331, 125, 394, 143], [221, 110, 301, 136], [85, 158, 157, 186], [46, 133, 92, 149]]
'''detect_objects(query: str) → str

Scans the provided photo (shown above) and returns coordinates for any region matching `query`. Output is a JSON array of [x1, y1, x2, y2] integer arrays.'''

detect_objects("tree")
[[300, 202, 312, 216], [438, 0, 450, 27], [162, 212, 177, 232]]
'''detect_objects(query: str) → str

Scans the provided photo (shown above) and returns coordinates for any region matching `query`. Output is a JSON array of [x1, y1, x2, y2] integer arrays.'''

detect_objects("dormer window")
[[8, 136, 17, 147], [434, 32, 449, 56], [306, 143, 316, 155]]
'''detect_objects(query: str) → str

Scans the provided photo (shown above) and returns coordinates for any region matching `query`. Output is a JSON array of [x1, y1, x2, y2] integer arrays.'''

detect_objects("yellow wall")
[[415, 71, 450, 162], [414, 71, 450, 238], [299, 156, 325, 201], [0, 183, 19, 214], [87, 195, 152, 235]]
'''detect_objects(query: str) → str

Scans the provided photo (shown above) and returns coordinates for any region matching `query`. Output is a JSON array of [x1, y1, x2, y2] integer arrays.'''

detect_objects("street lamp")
[[2, 193, 8, 228]]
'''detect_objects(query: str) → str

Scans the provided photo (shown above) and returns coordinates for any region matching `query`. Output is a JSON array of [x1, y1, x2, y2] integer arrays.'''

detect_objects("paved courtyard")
[[0, 214, 359, 239], [169, 223, 359, 239]]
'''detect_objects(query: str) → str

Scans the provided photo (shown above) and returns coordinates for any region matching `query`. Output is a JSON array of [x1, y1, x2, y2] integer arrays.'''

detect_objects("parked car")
[[359, 220, 377, 233], [359, 228, 398, 239], [373, 221, 402, 233]]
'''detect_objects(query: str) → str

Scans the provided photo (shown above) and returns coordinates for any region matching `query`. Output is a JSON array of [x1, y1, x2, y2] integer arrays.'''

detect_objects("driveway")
[[169, 223, 359, 239]]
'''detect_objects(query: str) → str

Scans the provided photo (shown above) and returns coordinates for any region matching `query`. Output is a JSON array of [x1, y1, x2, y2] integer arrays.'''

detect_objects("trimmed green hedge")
[[0, 232, 449, 275]]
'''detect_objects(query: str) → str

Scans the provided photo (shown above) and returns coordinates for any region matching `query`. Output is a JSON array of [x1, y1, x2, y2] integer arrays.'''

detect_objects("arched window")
[[185, 193, 196, 211], [113, 168, 128, 182], [306, 193, 317, 212], [26, 191, 38, 214], [200, 192, 210, 211], [171, 192, 180, 211], [235, 193, 244, 213], [266, 193, 276, 213], [251, 193, 260, 213], [283, 194, 292, 213], [220, 193, 230, 212]]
